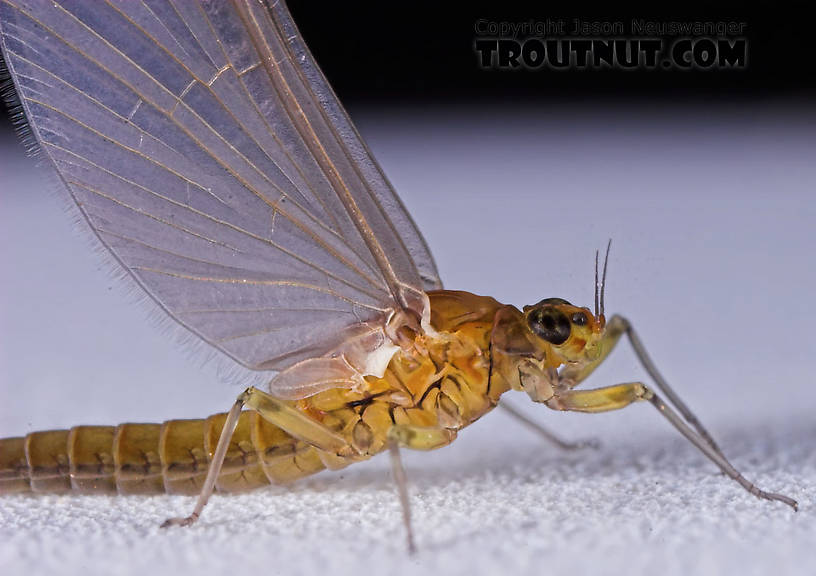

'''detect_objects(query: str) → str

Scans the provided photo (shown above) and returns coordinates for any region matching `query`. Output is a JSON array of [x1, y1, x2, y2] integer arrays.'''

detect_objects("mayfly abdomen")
[[0, 412, 325, 495], [0, 292, 507, 498]]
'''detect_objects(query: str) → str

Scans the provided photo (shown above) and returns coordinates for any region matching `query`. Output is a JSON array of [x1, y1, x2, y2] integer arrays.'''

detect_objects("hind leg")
[[161, 386, 356, 527]]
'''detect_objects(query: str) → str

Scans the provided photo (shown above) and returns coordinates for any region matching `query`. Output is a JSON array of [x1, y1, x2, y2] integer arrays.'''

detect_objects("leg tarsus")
[[499, 400, 599, 451], [160, 512, 199, 529], [644, 392, 798, 512]]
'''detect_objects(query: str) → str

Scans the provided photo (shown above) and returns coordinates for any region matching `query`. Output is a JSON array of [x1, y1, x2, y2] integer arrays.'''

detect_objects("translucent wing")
[[0, 0, 442, 383]]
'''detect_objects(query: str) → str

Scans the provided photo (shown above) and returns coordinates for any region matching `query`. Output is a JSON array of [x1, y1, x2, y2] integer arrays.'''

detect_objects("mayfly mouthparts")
[[0, 0, 797, 553]]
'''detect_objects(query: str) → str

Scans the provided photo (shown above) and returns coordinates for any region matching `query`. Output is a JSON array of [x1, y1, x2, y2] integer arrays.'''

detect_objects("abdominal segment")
[[0, 412, 327, 495]]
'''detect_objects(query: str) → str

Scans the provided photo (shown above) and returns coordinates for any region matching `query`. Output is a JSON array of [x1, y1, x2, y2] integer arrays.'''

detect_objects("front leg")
[[546, 382, 798, 510], [546, 381, 652, 413], [561, 314, 724, 457]]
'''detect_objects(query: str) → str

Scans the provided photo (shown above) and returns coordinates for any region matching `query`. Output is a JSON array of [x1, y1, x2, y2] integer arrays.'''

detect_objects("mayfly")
[[0, 0, 797, 552]]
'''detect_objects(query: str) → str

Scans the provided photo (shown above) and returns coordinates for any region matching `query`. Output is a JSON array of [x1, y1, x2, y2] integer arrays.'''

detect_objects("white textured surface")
[[1, 103, 815, 575], [0, 416, 812, 576]]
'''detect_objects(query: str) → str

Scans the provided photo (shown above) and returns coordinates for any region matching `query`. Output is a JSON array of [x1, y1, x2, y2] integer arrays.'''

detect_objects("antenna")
[[594, 249, 600, 318], [600, 239, 612, 317]]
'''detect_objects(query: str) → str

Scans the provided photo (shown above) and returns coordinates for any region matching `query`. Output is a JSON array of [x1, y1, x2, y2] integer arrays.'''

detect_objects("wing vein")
[[16, 0, 388, 293], [107, 0, 365, 270], [48, 141, 386, 301], [235, 1, 408, 305]]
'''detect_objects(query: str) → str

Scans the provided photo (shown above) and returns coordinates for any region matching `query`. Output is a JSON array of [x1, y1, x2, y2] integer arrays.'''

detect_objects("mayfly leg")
[[387, 441, 415, 554], [561, 314, 726, 459], [161, 389, 249, 527], [387, 425, 457, 554], [162, 387, 352, 528], [498, 401, 599, 450], [547, 382, 798, 510], [644, 390, 798, 510], [615, 316, 725, 457], [159, 385, 453, 553]]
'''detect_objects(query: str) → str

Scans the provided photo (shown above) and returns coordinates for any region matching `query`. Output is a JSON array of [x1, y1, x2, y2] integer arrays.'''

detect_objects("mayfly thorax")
[[0, 0, 797, 553]]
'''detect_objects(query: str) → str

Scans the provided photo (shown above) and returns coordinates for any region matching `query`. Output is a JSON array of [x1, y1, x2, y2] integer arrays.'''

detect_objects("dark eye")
[[571, 312, 587, 326], [528, 310, 571, 345]]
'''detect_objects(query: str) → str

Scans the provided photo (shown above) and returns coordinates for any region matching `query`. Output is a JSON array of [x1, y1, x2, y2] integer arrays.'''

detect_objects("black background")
[[283, 1, 814, 104], [1, 1, 813, 135]]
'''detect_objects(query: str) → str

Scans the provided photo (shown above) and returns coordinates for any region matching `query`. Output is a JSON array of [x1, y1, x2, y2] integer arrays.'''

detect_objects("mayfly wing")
[[265, 1, 442, 296], [0, 0, 442, 391]]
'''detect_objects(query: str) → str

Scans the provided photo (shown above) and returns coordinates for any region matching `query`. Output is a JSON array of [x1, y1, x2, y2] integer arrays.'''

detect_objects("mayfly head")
[[523, 297, 605, 363], [523, 243, 612, 364]]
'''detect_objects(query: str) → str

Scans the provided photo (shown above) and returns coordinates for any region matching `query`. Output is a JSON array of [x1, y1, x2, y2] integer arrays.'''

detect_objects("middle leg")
[[387, 424, 457, 553], [498, 400, 599, 450]]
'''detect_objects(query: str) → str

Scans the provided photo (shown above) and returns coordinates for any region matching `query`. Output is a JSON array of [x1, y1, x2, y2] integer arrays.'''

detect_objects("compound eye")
[[528, 310, 571, 345], [571, 312, 588, 327]]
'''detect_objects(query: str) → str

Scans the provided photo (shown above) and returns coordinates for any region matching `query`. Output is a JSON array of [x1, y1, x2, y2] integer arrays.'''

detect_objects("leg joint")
[[388, 425, 456, 451]]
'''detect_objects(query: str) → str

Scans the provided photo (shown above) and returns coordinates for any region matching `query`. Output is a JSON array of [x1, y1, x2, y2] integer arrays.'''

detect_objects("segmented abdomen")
[[0, 411, 325, 495]]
